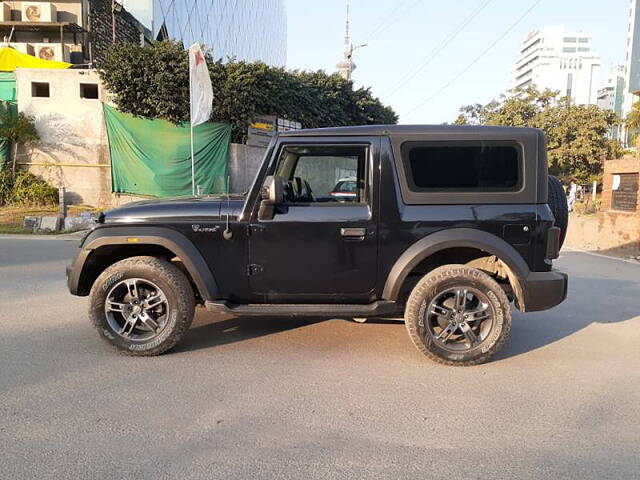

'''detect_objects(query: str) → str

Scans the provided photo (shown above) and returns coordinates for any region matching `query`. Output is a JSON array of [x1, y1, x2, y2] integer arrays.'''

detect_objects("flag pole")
[[189, 63, 196, 196], [190, 122, 195, 196]]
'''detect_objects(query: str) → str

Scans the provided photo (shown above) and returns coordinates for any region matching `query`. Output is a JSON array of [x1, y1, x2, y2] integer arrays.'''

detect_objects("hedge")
[[99, 41, 398, 142]]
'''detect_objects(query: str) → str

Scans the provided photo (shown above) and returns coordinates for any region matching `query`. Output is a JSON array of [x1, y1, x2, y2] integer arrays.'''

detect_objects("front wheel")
[[89, 256, 195, 356], [404, 265, 511, 366]]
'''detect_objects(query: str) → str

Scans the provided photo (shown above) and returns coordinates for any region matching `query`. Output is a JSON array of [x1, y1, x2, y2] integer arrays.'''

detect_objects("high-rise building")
[[510, 26, 601, 105], [598, 65, 626, 140], [621, 0, 640, 144], [150, 0, 287, 67]]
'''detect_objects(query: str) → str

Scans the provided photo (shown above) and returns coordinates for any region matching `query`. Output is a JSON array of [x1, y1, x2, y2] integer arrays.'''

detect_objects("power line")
[[363, 0, 424, 44], [385, 0, 493, 98], [405, 0, 542, 118]]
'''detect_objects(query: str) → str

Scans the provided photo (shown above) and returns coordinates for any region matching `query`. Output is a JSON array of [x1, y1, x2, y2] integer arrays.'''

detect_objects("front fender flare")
[[68, 226, 220, 301], [382, 228, 530, 308]]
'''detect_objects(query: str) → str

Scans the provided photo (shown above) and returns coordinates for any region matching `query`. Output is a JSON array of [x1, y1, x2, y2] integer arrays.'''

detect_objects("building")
[[510, 26, 601, 105], [620, 0, 640, 145], [597, 65, 626, 140], [150, 0, 287, 67], [0, 0, 151, 65]]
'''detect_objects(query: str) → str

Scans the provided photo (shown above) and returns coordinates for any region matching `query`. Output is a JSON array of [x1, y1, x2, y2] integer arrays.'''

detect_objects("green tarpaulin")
[[103, 104, 231, 197], [0, 72, 16, 164], [0, 72, 16, 102]]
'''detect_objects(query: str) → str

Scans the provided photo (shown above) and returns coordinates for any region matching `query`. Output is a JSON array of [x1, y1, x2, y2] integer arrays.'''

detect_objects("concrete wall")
[[16, 68, 115, 206], [228, 143, 267, 194]]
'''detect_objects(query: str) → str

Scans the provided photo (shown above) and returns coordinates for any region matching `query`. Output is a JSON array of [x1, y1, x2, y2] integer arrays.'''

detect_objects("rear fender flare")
[[382, 228, 529, 308]]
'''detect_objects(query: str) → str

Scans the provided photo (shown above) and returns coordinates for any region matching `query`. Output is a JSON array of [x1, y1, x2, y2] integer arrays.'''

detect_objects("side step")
[[204, 300, 398, 317]]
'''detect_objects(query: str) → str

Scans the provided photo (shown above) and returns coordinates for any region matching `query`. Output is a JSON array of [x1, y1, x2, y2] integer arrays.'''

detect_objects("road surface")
[[0, 235, 639, 479]]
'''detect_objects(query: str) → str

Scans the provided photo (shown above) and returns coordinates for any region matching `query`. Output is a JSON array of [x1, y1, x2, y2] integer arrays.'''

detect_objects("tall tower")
[[336, 0, 356, 80]]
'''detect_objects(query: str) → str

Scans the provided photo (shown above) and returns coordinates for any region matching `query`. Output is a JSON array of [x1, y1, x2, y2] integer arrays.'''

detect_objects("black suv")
[[67, 125, 568, 365]]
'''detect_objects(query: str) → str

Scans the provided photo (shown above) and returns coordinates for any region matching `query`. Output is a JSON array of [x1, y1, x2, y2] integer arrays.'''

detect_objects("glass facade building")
[[151, 0, 287, 67]]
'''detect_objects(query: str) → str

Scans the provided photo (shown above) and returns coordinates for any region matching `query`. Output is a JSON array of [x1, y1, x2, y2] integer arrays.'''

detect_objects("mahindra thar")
[[67, 125, 568, 365]]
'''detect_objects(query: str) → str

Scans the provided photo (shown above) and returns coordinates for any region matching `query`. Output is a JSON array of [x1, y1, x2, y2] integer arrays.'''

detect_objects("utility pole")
[[336, 0, 366, 81]]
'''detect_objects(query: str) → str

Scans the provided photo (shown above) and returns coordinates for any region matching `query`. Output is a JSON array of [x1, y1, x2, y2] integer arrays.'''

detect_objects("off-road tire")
[[404, 265, 512, 366], [89, 256, 195, 356], [548, 175, 568, 248]]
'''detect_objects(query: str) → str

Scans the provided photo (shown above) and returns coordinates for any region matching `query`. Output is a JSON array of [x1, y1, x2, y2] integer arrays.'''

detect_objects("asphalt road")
[[1, 235, 639, 480]]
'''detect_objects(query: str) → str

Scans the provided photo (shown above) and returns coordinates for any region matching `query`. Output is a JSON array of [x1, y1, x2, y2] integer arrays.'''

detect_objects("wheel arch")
[[382, 228, 530, 309], [69, 226, 220, 301]]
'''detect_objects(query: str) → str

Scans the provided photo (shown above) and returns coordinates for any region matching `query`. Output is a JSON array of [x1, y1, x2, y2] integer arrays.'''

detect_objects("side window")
[[273, 145, 368, 204], [401, 141, 522, 192]]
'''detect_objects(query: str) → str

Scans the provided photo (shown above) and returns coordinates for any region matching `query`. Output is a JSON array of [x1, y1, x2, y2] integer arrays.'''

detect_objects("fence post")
[[57, 187, 66, 231]]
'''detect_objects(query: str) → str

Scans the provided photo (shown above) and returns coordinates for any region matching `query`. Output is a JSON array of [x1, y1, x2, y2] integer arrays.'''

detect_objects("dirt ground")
[[0, 205, 100, 234]]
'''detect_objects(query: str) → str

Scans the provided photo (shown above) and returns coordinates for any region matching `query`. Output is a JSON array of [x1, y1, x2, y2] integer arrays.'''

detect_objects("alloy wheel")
[[104, 278, 170, 342]]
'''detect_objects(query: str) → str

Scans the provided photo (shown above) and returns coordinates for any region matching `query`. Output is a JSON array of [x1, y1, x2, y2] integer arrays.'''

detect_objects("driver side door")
[[248, 137, 379, 303]]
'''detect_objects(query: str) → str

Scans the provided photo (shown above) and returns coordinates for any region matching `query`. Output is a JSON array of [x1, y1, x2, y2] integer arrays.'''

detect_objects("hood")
[[102, 194, 246, 224]]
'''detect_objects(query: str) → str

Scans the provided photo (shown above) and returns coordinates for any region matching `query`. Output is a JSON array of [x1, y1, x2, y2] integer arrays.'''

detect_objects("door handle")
[[340, 227, 366, 240]]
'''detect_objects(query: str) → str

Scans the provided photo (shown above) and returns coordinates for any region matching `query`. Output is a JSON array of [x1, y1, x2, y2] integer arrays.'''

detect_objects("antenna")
[[223, 174, 233, 240]]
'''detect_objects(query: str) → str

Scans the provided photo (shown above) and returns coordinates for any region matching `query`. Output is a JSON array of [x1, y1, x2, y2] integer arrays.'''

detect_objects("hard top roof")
[[278, 124, 543, 138]]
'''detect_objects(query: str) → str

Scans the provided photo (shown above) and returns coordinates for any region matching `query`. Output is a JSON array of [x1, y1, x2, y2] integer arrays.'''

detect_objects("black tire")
[[404, 265, 512, 366], [89, 256, 195, 356], [548, 175, 568, 248]]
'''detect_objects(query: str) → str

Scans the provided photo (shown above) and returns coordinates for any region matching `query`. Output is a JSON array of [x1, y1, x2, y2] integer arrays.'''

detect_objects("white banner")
[[188, 43, 213, 126]]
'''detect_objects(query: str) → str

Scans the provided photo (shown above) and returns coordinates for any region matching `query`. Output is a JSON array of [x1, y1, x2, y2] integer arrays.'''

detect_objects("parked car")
[[67, 125, 568, 365], [330, 177, 358, 201]]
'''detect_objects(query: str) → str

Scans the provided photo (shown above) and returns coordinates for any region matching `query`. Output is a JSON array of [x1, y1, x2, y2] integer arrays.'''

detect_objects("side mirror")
[[261, 175, 284, 204], [258, 176, 284, 220]]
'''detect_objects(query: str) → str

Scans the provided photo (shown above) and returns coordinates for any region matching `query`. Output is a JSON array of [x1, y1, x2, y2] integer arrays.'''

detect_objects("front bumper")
[[520, 270, 568, 312]]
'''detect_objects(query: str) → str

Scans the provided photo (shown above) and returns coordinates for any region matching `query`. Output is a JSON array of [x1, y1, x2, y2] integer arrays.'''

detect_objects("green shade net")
[[103, 104, 231, 197], [0, 72, 16, 165]]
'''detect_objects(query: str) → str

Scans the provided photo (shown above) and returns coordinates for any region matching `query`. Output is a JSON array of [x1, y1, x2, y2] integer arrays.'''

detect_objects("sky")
[[284, 0, 630, 124]]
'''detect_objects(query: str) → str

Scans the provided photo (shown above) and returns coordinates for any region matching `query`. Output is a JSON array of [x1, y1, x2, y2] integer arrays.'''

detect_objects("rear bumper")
[[520, 270, 568, 312]]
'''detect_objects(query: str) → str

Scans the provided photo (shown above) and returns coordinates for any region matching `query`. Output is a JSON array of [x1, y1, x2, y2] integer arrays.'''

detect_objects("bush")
[[99, 41, 398, 143], [573, 199, 601, 216], [0, 169, 58, 207], [0, 168, 12, 205]]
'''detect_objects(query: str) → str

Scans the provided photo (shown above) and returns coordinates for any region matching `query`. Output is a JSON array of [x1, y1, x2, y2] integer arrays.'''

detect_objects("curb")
[[0, 230, 88, 241]]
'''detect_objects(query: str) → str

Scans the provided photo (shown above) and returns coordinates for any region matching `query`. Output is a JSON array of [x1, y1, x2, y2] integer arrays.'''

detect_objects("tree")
[[625, 100, 640, 149], [99, 41, 398, 142], [455, 86, 623, 183], [0, 106, 39, 176]]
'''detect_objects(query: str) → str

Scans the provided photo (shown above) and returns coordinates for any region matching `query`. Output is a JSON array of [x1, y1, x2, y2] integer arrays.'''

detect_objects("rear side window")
[[401, 141, 522, 192]]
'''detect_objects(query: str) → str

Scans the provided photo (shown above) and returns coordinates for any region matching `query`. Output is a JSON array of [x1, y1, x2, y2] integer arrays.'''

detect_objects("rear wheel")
[[89, 256, 195, 356], [404, 265, 511, 366]]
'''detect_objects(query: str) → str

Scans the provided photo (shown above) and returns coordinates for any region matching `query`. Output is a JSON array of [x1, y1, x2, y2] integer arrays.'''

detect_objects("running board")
[[204, 300, 398, 317]]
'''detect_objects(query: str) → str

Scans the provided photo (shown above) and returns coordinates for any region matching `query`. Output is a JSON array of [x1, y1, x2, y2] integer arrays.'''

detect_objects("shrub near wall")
[[0, 170, 58, 206], [99, 41, 398, 142]]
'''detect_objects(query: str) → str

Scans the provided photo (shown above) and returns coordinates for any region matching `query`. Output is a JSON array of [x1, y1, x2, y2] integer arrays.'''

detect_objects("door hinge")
[[247, 264, 264, 276]]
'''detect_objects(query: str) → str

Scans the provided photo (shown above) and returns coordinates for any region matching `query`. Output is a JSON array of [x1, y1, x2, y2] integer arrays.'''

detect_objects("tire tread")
[[404, 264, 512, 366], [89, 256, 195, 356]]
